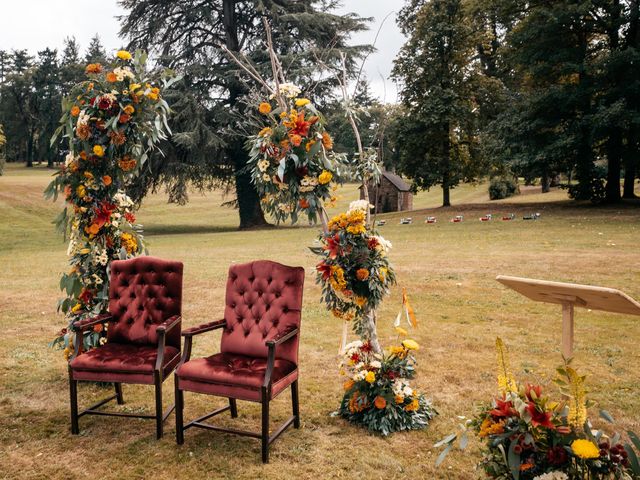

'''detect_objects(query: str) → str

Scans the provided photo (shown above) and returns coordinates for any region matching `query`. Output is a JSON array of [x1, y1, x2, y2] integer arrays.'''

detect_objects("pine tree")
[[84, 34, 107, 64], [119, 0, 370, 229], [393, 0, 484, 206]]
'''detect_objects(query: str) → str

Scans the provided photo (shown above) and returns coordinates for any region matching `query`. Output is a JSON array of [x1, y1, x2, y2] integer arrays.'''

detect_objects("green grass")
[[1, 162, 639, 479]]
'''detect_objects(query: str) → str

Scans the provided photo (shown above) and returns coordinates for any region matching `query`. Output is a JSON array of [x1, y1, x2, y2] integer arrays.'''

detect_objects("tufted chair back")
[[221, 261, 304, 364], [107, 256, 183, 349]]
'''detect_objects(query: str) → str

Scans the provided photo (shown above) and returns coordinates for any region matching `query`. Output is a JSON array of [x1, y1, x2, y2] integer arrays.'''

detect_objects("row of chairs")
[[68, 256, 304, 463]]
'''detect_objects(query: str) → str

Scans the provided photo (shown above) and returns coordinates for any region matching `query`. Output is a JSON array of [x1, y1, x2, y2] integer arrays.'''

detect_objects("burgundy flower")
[[360, 342, 373, 353], [98, 97, 112, 110], [547, 446, 568, 466]]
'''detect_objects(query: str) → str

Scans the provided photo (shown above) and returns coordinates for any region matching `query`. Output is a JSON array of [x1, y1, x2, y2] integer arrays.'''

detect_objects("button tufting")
[[127, 318, 134, 325]]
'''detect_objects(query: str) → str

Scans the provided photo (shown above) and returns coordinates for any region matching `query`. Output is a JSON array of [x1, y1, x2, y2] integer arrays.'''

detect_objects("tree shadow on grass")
[[143, 222, 317, 236]]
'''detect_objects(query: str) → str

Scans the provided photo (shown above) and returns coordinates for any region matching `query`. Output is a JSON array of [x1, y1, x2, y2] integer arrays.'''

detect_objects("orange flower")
[[102, 175, 112, 186], [290, 134, 302, 147], [118, 156, 137, 172], [79, 151, 87, 160], [76, 124, 90, 140], [258, 102, 272, 114], [299, 198, 310, 209], [322, 131, 333, 149], [63, 185, 72, 199], [374, 396, 387, 409], [109, 130, 126, 146], [305, 139, 316, 152], [119, 113, 131, 124], [404, 398, 420, 412], [92, 145, 105, 157], [85, 63, 102, 74], [70, 106, 81, 117], [106, 72, 118, 83], [394, 395, 405, 404], [85, 223, 100, 235], [343, 379, 355, 391], [356, 268, 370, 281], [123, 105, 135, 115], [93, 324, 103, 333]]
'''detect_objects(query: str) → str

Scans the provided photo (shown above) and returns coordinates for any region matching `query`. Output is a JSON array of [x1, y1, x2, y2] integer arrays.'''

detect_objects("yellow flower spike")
[[116, 50, 132, 60], [496, 337, 518, 395], [402, 339, 419, 350]]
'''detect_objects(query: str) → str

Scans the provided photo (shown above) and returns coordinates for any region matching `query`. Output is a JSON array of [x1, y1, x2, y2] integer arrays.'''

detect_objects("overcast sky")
[[0, 0, 404, 101]]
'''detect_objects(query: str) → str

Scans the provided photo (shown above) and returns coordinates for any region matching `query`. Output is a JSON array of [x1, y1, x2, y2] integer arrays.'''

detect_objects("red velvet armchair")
[[68, 256, 183, 439], [175, 260, 304, 463]]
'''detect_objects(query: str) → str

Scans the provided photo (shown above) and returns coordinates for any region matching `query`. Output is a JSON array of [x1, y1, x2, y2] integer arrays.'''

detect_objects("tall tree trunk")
[[441, 122, 451, 207], [623, 128, 638, 198], [223, 0, 268, 229], [26, 129, 34, 168], [541, 169, 550, 193], [606, 129, 622, 202]]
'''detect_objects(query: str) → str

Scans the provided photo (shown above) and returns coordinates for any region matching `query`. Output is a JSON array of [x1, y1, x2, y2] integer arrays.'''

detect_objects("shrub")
[[489, 176, 519, 200]]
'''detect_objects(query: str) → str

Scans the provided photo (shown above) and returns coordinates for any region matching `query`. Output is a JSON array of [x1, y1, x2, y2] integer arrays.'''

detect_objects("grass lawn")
[[1, 163, 639, 479]]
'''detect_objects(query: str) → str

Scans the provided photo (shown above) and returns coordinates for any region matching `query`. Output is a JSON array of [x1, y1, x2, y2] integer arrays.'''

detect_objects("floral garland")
[[436, 338, 639, 480], [310, 200, 396, 339], [338, 338, 436, 435], [247, 84, 348, 224], [45, 50, 173, 356]]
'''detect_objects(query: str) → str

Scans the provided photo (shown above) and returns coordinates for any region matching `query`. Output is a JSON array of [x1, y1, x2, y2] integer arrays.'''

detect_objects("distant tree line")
[[391, 0, 640, 205], [0, 35, 112, 167]]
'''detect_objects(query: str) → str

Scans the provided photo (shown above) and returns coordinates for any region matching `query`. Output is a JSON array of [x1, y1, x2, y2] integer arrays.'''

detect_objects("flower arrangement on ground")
[[435, 338, 640, 479], [247, 84, 347, 224], [310, 200, 396, 351], [337, 338, 436, 435], [45, 50, 173, 355]]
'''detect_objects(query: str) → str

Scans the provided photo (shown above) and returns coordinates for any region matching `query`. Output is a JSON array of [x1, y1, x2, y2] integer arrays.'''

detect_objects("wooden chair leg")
[[261, 395, 270, 464], [291, 380, 300, 429], [229, 398, 238, 418], [69, 371, 79, 435], [114, 383, 124, 405], [154, 374, 163, 440], [175, 379, 184, 445]]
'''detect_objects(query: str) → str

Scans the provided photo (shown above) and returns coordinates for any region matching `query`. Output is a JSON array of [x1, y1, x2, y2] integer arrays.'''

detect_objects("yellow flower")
[[93, 145, 105, 157], [402, 339, 419, 351], [404, 398, 420, 412], [76, 185, 86, 198], [279, 111, 288, 119], [123, 105, 135, 115], [120, 232, 138, 255], [129, 83, 142, 92], [295, 98, 310, 107], [354, 296, 367, 307], [259, 102, 272, 114], [571, 439, 600, 459], [395, 326, 408, 336], [258, 127, 272, 137], [71, 303, 82, 313], [394, 395, 405, 404], [318, 170, 333, 185], [364, 371, 376, 384], [117, 50, 132, 60]]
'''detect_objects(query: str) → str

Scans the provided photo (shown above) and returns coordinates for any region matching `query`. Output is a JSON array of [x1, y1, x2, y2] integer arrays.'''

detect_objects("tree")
[[119, 0, 370, 229], [84, 34, 107, 64], [393, 0, 484, 207], [33, 48, 61, 167]]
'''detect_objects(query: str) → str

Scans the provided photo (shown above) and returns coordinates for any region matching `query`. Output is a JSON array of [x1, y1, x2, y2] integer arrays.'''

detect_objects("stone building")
[[360, 171, 413, 213]]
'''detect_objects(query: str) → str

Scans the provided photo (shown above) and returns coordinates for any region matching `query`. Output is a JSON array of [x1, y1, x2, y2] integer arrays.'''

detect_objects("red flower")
[[350, 353, 360, 363], [124, 212, 136, 223], [324, 234, 342, 259], [526, 402, 555, 429], [490, 398, 517, 418], [367, 237, 379, 249], [316, 262, 331, 280], [360, 341, 373, 353], [98, 97, 113, 110], [78, 289, 94, 304], [286, 111, 317, 137], [93, 201, 117, 230], [525, 384, 543, 401]]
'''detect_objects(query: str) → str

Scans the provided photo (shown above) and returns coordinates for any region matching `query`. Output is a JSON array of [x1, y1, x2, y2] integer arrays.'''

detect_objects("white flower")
[[92, 274, 103, 285], [76, 112, 90, 128], [347, 199, 373, 214], [533, 472, 569, 480], [369, 360, 382, 369], [403, 385, 414, 397], [113, 66, 134, 82], [64, 152, 76, 167], [262, 173, 271, 182], [353, 370, 366, 381], [277, 203, 293, 213], [96, 249, 109, 266], [99, 337, 107, 345], [113, 191, 134, 208], [66, 240, 77, 256], [373, 235, 392, 253], [271, 82, 301, 99]]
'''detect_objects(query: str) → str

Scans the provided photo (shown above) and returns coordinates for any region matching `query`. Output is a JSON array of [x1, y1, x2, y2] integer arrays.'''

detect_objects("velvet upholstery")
[[70, 343, 180, 384], [107, 256, 183, 349], [220, 261, 304, 364]]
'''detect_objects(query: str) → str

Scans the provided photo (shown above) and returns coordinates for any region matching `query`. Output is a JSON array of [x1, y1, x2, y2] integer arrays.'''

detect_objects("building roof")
[[381, 171, 411, 192]]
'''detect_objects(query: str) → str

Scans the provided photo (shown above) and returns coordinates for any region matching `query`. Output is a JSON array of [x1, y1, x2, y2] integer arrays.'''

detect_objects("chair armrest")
[[182, 319, 226, 337], [72, 314, 113, 332], [263, 327, 300, 390], [155, 315, 182, 374], [156, 315, 181, 334], [179, 319, 226, 366]]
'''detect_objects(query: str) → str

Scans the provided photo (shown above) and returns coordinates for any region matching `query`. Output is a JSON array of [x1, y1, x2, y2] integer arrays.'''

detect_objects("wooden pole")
[[561, 302, 574, 359]]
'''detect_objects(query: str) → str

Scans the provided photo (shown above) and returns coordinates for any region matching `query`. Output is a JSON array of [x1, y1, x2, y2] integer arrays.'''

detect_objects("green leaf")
[[507, 439, 521, 480], [629, 431, 640, 452], [435, 444, 452, 467], [599, 409, 615, 423], [625, 444, 640, 475]]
